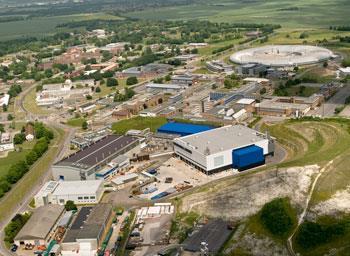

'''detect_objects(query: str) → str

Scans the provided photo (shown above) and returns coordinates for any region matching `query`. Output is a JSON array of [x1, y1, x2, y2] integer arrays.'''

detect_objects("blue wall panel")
[[232, 145, 264, 170]]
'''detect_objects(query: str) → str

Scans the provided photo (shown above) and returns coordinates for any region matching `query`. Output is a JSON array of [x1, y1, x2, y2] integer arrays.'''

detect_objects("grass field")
[[111, 116, 167, 134], [125, 0, 350, 28], [0, 140, 36, 178], [0, 13, 122, 41], [66, 117, 86, 127]]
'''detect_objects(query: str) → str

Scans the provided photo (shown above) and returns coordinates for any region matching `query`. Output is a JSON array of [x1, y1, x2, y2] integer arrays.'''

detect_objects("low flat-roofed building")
[[61, 204, 113, 256], [78, 102, 96, 113], [256, 94, 323, 117], [171, 74, 196, 86], [34, 180, 104, 207], [111, 173, 138, 188], [52, 135, 140, 181], [145, 83, 186, 93], [206, 60, 233, 73], [174, 54, 198, 62], [14, 205, 64, 246]]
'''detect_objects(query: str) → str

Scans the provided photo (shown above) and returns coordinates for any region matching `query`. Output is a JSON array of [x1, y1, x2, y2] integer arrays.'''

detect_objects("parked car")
[[10, 244, 18, 252]]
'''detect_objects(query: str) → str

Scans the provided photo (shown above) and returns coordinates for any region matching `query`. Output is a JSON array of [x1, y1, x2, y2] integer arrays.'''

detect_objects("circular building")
[[230, 45, 334, 67]]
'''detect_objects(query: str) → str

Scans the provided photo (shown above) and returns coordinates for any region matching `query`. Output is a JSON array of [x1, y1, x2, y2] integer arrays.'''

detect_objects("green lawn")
[[0, 140, 36, 178], [66, 117, 86, 127], [112, 116, 167, 134]]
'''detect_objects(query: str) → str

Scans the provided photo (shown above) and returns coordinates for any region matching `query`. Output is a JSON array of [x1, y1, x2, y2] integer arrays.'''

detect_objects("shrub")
[[126, 76, 138, 86], [260, 198, 295, 238]]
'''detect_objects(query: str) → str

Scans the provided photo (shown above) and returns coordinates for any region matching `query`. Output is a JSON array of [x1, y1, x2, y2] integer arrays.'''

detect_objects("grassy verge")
[[0, 126, 65, 222]]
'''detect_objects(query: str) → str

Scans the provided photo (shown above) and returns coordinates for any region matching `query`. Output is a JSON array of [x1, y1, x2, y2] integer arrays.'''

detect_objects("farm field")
[[125, 0, 350, 28], [0, 13, 122, 41]]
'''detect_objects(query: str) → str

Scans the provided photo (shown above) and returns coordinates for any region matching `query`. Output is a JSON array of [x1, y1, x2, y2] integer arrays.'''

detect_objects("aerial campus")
[[0, 1, 350, 256]]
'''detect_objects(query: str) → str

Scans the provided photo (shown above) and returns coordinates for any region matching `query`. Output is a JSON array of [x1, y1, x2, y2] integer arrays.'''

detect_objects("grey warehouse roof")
[[55, 135, 138, 169], [63, 204, 112, 243], [15, 205, 64, 241], [174, 125, 268, 155]]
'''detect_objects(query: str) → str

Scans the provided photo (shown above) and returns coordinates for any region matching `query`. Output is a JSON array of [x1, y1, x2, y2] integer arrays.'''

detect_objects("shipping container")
[[232, 145, 264, 171]]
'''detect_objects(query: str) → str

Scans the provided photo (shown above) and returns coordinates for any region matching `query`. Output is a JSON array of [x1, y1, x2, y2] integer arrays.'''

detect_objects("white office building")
[[34, 180, 104, 207]]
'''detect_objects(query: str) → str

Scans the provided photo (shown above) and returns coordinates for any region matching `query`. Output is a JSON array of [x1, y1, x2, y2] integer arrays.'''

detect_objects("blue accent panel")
[[157, 122, 214, 136], [232, 145, 265, 170]]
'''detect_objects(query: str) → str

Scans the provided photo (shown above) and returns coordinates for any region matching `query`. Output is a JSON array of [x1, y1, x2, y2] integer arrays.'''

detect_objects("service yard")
[[137, 157, 233, 200]]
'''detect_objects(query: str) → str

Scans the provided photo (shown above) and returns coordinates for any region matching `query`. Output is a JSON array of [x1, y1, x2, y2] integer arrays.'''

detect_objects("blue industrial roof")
[[157, 122, 214, 136]]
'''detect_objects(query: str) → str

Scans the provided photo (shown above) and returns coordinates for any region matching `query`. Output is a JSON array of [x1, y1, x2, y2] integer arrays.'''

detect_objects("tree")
[[82, 120, 88, 130], [65, 200, 77, 211], [2, 104, 7, 112], [0, 123, 4, 133], [44, 69, 53, 78], [13, 133, 25, 144], [323, 61, 328, 68], [165, 74, 171, 81], [7, 114, 13, 120], [95, 87, 101, 93], [26, 151, 38, 165], [106, 78, 118, 87], [126, 76, 138, 86], [86, 95, 92, 100]]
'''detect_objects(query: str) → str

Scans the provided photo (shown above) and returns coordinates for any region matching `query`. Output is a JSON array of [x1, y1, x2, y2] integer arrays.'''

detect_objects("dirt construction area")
[[180, 165, 320, 221]]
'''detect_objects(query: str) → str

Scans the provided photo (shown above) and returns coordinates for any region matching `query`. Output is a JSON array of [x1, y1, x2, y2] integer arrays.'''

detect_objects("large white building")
[[173, 125, 274, 174], [34, 180, 104, 207]]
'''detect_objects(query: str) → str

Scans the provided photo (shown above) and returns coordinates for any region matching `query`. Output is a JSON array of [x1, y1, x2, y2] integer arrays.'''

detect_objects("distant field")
[[125, 0, 350, 28], [0, 13, 122, 41]]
